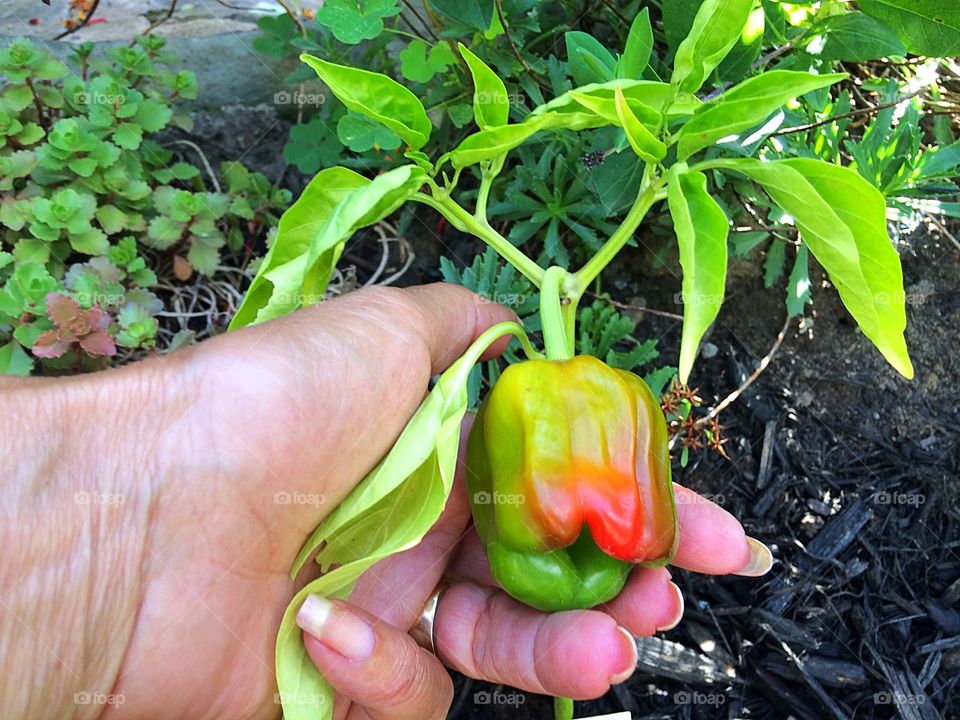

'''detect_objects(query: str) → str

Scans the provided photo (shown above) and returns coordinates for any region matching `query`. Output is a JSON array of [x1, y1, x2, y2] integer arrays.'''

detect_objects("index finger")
[[671, 484, 772, 576]]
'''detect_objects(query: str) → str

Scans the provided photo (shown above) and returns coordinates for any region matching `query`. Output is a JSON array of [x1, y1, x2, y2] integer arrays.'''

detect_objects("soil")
[[171, 111, 959, 719]]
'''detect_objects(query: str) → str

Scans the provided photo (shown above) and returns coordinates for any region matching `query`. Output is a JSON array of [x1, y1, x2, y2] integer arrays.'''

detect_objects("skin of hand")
[[0, 283, 770, 720]]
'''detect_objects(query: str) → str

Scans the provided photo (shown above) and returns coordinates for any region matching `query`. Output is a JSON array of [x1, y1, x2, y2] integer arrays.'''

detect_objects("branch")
[[587, 292, 684, 322], [137, 0, 178, 40], [53, 0, 101, 40], [773, 90, 922, 136], [495, 0, 550, 91], [693, 314, 791, 428]]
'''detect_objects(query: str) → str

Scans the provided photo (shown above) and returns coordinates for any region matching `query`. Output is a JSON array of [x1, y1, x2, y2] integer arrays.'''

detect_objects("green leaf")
[[619, 8, 654, 80], [763, 239, 785, 288], [675, 71, 846, 160], [68, 157, 98, 177], [276, 322, 525, 720], [671, 0, 756, 93], [0, 341, 33, 376], [786, 245, 812, 317], [668, 168, 729, 384], [428, 0, 495, 31], [858, 0, 960, 56], [14, 122, 44, 146], [69, 228, 109, 255], [565, 31, 617, 86], [301, 54, 432, 150], [399, 39, 455, 83], [336, 112, 402, 152], [96, 205, 127, 234], [714, 157, 913, 378], [314, 0, 401, 44], [530, 80, 681, 131], [146, 216, 185, 249], [807, 12, 906, 61], [284, 116, 344, 174], [302, 165, 424, 295], [614, 85, 666, 163], [113, 123, 143, 150], [230, 167, 370, 329], [459, 43, 510, 128], [134, 99, 172, 132], [447, 115, 553, 169]]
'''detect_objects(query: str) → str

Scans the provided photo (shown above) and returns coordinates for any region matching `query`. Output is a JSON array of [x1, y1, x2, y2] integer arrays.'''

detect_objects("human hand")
[[1, 282, 770, 720]]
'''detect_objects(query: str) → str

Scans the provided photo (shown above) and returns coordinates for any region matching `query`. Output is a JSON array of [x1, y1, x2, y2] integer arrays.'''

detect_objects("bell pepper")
[[467, 355, 677, 612]]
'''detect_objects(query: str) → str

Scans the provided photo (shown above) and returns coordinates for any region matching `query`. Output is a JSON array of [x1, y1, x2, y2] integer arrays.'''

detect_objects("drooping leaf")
[[230, 167, 370, 329], [301, 165, 425, 298], [446, 115, 553, 169], [714, 157, 913, 378], [614, 85, 666, 163], [667, 168, 729, 384], [301, 54, 432, 150]]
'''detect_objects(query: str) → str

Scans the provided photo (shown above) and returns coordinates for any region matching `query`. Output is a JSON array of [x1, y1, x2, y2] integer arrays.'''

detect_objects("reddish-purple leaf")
[[32, 331, 72, 359], [45, 293, 82, 327], [79, 330, 117, 357], [83, 306, 111, 331]]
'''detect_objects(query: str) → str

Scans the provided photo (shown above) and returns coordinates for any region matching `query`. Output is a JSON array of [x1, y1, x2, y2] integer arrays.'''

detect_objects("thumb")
[[296, 594, 452, 720]]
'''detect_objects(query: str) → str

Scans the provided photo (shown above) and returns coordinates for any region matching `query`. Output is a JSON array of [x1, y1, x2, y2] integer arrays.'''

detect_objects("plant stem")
[[415, 193, 545, 287], [540, 266, 574, 360], [553, 696, 574, 720], [568, 169, 664, 300]]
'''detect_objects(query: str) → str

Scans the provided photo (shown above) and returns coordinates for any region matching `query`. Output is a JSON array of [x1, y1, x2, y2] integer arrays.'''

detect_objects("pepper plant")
[[229, 1, 915, 717]]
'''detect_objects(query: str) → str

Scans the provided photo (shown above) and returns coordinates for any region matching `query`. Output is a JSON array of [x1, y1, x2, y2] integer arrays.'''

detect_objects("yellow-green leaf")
[[668, 167, 729, 383], [614, 85, 666, 163]]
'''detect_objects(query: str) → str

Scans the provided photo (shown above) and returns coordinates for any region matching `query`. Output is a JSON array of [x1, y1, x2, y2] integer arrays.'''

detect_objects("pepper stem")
[[554, 696, 574, 720], [540, 266, 575, 361]]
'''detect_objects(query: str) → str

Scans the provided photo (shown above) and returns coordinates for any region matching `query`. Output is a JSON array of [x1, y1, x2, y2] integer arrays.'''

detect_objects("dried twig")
[[495, 0, 550, 91], [694, 314, 791, 429], [773, 90, 922, 136], [137, 0, 178, 39], [53, 0, 101, 40], [587, 292, 685, 322]]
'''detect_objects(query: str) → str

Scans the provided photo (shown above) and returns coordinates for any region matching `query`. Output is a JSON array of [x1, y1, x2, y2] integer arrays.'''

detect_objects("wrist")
[[0, 365, 168, 719]]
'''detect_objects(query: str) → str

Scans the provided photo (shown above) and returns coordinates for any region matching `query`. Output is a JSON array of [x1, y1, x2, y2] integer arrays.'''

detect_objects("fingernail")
[[296, 595, 376, 661], [656, 582, 685, 632], [608, 626, 638, 685], [734, 537, 774, 577]]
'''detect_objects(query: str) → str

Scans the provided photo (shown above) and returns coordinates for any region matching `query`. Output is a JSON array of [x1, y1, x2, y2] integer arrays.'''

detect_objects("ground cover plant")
[[0, 34, 290, 374]]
